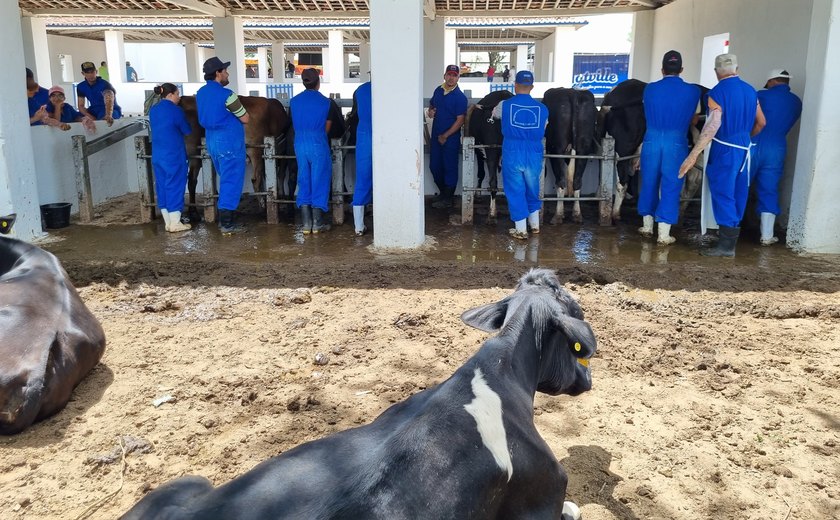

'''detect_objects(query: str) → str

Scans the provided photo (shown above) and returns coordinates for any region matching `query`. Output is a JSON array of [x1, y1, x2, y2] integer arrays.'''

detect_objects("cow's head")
[[461, 269, 596, 396]]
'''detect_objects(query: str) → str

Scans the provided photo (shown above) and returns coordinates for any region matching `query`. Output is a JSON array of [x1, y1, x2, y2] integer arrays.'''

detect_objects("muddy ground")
[[1, 195, 839, 519]]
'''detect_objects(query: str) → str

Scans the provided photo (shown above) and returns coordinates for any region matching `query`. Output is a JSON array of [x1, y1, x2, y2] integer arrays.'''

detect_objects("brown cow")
[[178, 96, 291, 221], [0, 237, 106, 435]]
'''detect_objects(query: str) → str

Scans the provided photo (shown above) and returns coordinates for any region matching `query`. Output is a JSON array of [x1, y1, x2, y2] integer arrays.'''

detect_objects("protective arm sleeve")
[[225, 92, 248, 118], [491, 103, 503, 120]]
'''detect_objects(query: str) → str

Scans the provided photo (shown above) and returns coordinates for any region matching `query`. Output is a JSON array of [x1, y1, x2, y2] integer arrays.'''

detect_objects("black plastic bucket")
[[40, 203, 72, 229]]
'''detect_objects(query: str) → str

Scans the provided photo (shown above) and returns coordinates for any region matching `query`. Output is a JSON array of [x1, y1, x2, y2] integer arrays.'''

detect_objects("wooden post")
[[200, 138, 217, 223], [599, 136, 616, 226], [264, 136, 279, 224], [461, 136, 476, 225], [72, 135, 94, 223], [135, 136, 155, 223], [330, 138, 345, 225], [539, 138, 547, 226]]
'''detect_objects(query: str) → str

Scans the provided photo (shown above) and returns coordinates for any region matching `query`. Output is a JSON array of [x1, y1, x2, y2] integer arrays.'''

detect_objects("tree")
[[488, 52, 504, 69]]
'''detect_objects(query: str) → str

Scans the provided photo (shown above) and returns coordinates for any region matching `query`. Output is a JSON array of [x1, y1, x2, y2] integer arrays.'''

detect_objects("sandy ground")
[[1, 196, 839, 520]]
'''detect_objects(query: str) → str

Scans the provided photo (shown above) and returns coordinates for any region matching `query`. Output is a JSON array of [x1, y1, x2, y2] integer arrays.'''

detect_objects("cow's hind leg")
[[121, 475, 213, 520], [186, 162, 202, 224], [549, 157, 567, 225]]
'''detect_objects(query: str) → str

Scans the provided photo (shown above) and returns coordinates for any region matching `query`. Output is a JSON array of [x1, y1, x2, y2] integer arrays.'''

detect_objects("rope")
[[73, 437, 127, 520]]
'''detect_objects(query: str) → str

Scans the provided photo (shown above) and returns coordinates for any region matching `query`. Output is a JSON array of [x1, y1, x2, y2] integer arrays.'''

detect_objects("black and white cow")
[[0, 237, 106, 434], [466, 90, 514, 223], [122, 269, 596, 520], [543, 88, 599, 224]]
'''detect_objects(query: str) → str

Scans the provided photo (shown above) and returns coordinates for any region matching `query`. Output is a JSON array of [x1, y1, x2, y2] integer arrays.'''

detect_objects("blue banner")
[[572, 54, 629, 95]]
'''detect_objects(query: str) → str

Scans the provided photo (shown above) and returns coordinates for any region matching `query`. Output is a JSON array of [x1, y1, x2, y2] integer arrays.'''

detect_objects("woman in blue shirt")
[[44, 86, 95, 132], [149, 83, 192, 233]]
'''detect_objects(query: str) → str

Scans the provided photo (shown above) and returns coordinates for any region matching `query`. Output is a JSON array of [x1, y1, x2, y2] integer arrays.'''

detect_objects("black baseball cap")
[[202, 56, 231, 75], [301, 68, 320, 87], [81, 61, 96, 72], [662, 50, 682, 73]]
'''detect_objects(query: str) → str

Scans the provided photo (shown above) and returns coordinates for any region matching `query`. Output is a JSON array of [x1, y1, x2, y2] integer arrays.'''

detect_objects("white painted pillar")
[[257, 47, 268, 82], [444, 28, 457, 69], [1, 6, 42, 240], [104, 30, 126, 84], [185, 43, 202, 83], [630, 11, 655, 82], [358, 42, 371, 81], [212, 17, 247, 95], [515, 44, 529, 74], [326, 30, 345, 84], [787, 0, 840, 253], [21, 16, 52, 87], [270, 42, 286, 83], [370, 0, 424, 248], [552, 26, 575, 87], [424, 18, 446, 96]]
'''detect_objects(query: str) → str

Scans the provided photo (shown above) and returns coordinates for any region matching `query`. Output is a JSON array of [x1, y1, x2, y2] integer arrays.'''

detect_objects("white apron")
[[700, 138, 754, 235]]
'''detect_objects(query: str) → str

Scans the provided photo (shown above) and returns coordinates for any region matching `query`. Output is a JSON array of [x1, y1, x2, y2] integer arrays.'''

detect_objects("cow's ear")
[[461, 299, 509, 332], [556, 315, 597, 358]]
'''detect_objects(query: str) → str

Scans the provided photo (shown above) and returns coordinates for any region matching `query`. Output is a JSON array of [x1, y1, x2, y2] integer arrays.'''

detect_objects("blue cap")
[[515, 70, 534, 85]]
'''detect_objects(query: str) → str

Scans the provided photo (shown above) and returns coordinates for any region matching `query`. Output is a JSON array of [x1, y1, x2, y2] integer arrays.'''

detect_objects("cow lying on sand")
[[0, 238, 106, 435], [122, 269, 596, 520]]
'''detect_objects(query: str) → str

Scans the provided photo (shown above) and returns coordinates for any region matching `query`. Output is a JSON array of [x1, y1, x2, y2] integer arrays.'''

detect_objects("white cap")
[[767, 68, 791, 82]]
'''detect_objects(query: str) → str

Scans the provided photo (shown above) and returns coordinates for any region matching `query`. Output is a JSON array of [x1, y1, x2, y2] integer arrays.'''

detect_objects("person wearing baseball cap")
[[749, 68, 802, 246], [487, 68, 547, 239], [636, 50, 701, 245], [427, 64, 468, 209], [290, 68, 333, 234], [25, 67, 50, 126], [196, 56, 250, 234], [43, 85, 95, 132], [77, 60, 122, 126], [679, 53, 766, 257]]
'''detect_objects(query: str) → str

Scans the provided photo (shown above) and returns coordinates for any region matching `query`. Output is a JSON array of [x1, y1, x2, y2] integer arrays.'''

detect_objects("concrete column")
[[185, 43, 202, 82], [787, 0, 840, 253], [326, 30, 345, 84], [104, 30, 126, 84], [630, 11, 655, 81], [370, 0, 424, 248], [424, 18, 446, 96], [515, 44, 529, 74], [552, 26, 575, 87], [1, 6, 42, 240], [444, 28, 457, 68], [21, 16, 52, 87], [270, 42, 286, 83], [534, 37, 550, 81], [358, 42, 371, 81], [257, 47, 268, 82], [212, 17, 247, 94]]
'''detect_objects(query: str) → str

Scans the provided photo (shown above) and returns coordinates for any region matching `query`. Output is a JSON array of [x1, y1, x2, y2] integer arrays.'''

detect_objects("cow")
[[179, 96, 291, 222], [465, 90, 513, 223], [121, 268, 596, 520], [598, 79, 708, 223], [0, 237, 106, 435], [543, 88, 599, 224]]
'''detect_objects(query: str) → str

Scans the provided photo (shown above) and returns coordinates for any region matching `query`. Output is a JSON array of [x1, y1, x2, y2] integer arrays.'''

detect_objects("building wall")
[[46, 34, 107, 84]]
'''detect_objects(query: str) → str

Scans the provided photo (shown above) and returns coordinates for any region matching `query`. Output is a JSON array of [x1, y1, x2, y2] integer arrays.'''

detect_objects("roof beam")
[[628, 0, 658, 7], [162, 1, 226, 17], [437, 6, 650, 17], [29, 9, 208, 17]]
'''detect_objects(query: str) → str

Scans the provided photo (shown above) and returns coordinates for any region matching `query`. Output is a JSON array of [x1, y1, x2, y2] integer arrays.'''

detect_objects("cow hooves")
[[550, 215, 563, 225], [612, 214, 622, 222], [486, 217, 497, 225], [573, 214, 583, 224]]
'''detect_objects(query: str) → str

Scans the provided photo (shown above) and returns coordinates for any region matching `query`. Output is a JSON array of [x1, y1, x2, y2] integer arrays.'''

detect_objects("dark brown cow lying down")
[[0, 237, 106, 435]]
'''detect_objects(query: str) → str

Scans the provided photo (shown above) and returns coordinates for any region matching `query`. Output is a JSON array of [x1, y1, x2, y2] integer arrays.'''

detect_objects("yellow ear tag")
[[577, 357, 589, 367], [574, 342, 581, 352]]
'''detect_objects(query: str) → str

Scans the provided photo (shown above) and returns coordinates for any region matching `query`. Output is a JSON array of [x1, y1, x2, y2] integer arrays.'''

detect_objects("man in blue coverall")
[[679, 53, 766, 257], [26, 68, 50, 126], [750, 68, 802, 246], [196, 56, 250, 234], [77, 61, 122, 126], [290, 68, 333, 234], [428, 64, 468, 209], [352, 80, 372, 236], [491, 70, 548, 240], [638, 50, 700, 245]]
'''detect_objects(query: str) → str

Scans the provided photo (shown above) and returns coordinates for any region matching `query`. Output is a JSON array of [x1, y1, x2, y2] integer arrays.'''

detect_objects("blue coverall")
[[429, 85, 468, 191], [196, 81, 246, 211], [638, 76, 700, 225], [706, 76, 758, 228], [749, 84, 802, 215], [290, 89, 331, 211], [499, 94, 548, 223], [47, 103, 84, 123], [352, 82, 373, 207], [76, 78, 122, 120], [28, 87, 49, 126], [150, 99, 191, 213]]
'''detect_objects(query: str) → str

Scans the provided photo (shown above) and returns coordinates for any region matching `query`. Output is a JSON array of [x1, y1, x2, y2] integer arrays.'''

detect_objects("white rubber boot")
[[657, 222, 676, 245], [167, 211, 191, 232], [527, 210, 540, 234], [509, 219, 528, 240], [638, 215, 654, 237], [353, 205, 366, 236], [160, 209, 170, 232], [562, 501, 582, 520], [760, 212, 778, 245]]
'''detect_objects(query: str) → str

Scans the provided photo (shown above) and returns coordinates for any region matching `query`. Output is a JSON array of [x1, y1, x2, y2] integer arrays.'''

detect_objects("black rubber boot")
[[701, 225, 739, 257], [312, 207, 332, 234], [218, 209, 245, 235], [431, 186, 454, 209], [300, 205, 313, 235]]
